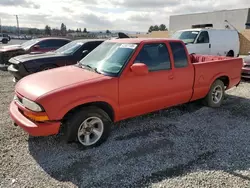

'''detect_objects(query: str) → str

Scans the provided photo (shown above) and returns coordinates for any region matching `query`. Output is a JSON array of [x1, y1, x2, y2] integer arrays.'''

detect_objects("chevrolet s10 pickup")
[[9, 38, 243, 148]]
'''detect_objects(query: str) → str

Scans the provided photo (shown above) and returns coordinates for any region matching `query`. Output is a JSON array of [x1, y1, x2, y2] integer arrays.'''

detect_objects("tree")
[[148, 25, 154, 32], [83, 28, 87, 33], [28, 29, 33, 35], [148, 24, 168, 32], [45, 25, 51, 36], [52, 28, 60, 36], [153, 25, 159, 31], [76, 28, 79, 33], [60, 23, 67, 36], [106, 30, 111, 34], [159, 24, 167, 31], [79, 28, 81, 32]]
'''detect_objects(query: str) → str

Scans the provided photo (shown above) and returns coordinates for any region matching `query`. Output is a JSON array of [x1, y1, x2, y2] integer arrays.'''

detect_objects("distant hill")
[[0, 25, 145, 34]]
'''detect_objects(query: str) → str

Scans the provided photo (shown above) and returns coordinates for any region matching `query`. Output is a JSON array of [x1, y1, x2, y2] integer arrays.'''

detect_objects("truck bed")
[[189, 54, 243, 101], [190, 54, 231, 63]]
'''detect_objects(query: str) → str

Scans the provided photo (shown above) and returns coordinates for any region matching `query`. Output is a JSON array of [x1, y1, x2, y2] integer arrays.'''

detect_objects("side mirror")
[[82, 50, 89, 55], [33, 45, 40, 50], [130, 63, 148, 76]]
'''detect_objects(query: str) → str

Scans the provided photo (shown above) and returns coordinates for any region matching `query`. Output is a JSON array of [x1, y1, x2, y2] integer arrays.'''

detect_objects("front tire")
[[64, 107, 112, 148], [203, 80, 225, 108], [2, 38, 8, 44]]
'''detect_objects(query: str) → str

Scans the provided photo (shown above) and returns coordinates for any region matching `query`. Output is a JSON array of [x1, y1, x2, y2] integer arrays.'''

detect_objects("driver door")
[[192, 31, 211, 55], [118, 42, 176, 120]]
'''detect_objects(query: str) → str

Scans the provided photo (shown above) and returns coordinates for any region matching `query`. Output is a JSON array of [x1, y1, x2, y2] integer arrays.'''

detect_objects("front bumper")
[[242, 67, 250, 78], [9, 101, 60, 136], [8, 64, 29, 82]]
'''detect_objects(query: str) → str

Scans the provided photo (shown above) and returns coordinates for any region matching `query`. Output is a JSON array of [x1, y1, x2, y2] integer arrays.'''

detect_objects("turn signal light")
[[23, 112, 49, 122]]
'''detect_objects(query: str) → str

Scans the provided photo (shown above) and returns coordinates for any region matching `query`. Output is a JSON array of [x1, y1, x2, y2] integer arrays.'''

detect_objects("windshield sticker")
[[119, 44, 137, 49], [192, 31, 199, 34]]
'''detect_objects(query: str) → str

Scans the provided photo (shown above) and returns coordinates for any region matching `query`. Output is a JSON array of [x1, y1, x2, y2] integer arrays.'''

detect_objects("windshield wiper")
[[80, 64, 101, 74]]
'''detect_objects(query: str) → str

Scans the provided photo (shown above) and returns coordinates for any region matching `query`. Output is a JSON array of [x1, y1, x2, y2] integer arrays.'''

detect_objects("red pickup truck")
[[9, 38, 243, 148]]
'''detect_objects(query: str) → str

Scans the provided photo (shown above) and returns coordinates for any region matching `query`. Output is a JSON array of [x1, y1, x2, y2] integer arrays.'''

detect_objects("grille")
[[13, 64, 19, 69]]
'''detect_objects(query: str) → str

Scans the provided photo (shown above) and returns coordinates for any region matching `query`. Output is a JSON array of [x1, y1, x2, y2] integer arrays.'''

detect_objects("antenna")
[[224, 20, 238, 32]]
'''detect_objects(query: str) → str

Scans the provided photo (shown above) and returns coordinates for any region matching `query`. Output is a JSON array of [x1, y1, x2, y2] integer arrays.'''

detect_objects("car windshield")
[[21, 39, 40, 50], [79, 42, 137, 74], [55, 41, 83, 55], [172, 31, 200, 44]]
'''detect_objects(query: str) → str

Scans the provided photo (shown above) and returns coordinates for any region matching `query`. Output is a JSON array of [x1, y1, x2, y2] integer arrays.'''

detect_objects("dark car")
[[8, 39, 104, 82], [0, 37, 71, 70]]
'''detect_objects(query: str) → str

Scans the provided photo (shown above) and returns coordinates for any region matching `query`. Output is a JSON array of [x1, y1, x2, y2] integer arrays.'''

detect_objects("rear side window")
[[38, 39, 69, 49], [170, 42, 188, 68], [85, 41, 104, 51]]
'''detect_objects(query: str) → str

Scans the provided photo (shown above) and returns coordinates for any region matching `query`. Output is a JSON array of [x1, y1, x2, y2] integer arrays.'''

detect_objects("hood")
[[12, 52, 66, 63], [15, 65, 105, 101], [0, 44, 23, 52]]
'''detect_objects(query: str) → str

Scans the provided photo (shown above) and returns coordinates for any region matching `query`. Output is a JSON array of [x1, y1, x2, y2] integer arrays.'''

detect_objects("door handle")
[[169, 74, 174, 80], [209, 44, 211, 48]]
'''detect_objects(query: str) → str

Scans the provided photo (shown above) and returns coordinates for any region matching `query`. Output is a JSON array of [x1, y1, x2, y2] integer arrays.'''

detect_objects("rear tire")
[[64, 106, 112, 148], [203, 79, 225, 108]]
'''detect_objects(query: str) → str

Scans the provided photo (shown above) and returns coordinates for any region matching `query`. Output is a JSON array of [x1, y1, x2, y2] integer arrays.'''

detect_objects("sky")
[[0, 0, 250, 32]]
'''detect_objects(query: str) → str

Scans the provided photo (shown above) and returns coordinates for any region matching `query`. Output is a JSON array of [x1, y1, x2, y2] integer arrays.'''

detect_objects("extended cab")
[[9, 38, 243, 148]]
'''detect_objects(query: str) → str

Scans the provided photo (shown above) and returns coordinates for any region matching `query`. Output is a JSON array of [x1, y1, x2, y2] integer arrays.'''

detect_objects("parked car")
[[0, 33, 9, 44], [242, 54, 250, 79], [8, 39, 105, 82], [171, 28, 240, 57], [3, 33, 11, 41], [0, 37, 71, 69], [9, 38, 242, 148]]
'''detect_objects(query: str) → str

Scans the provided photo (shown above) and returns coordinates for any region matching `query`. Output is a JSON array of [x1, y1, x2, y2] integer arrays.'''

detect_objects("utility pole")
[[15, 15, 20, 37]]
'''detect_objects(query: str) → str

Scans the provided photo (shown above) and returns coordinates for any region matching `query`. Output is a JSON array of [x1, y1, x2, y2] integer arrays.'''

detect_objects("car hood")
[[0, 44, 23, 52], [11, 52, 67, 64], [15, 65, 105, 101]]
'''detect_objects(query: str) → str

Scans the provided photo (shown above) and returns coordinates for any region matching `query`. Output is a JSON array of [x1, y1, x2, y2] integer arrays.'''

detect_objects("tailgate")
[[191, 58, 243, 101]]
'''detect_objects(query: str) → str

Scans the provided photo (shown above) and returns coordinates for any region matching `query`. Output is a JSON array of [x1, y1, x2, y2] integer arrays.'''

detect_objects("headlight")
[[22, 97, 43, 112]]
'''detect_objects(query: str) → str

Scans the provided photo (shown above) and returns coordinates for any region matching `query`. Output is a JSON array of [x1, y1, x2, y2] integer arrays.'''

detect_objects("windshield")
[[172, 31, 200, 44], [21, 39, 40, 49], [55, 41, 83, 55], [79, 42, 137, 74]]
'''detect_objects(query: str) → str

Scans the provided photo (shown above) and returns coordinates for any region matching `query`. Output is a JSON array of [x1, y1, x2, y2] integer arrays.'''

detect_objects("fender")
[[209, 72, 230, 89], [56, 96, 119, 121]]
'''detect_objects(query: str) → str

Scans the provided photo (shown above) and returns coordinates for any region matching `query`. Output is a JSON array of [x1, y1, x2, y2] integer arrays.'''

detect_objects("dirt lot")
[[0, 70, 250, 188]]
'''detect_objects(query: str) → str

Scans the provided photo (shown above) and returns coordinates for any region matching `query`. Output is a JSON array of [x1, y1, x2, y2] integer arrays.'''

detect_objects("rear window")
[[169, 42, 188, 68]]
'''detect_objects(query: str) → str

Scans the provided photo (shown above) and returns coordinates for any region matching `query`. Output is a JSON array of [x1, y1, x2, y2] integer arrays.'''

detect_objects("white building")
[[169, 8, 250, 32]]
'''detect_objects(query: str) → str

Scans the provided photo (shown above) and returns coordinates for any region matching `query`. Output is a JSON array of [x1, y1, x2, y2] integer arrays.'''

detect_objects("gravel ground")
[[0, 70, 250, 188]]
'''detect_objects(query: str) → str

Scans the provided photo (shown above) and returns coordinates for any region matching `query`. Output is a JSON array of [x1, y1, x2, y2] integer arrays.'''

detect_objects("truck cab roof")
[[108, 38, 183, 44]]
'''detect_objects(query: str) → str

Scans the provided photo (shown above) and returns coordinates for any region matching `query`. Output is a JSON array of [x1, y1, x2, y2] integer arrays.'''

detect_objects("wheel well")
[[62, 101, 115, 123], [217, 76, 229, 89], [227, 50, 234, 57]]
